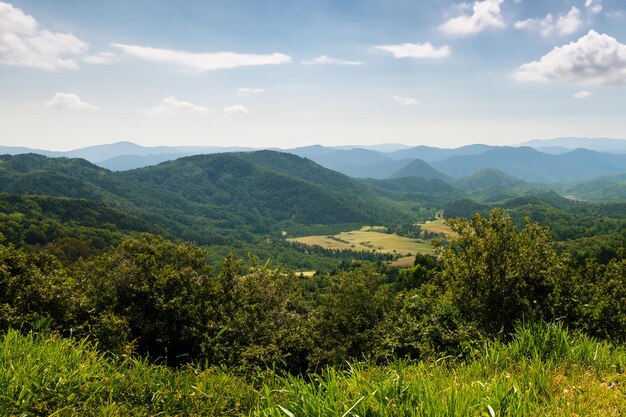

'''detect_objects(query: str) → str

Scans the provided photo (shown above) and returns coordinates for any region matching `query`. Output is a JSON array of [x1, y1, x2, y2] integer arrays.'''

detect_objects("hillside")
[[451, 168, 534, 202], [386, 144, 495, 162], [432, 147, 626, 182], [287, 145, 403, 178], [0, 152, 413, 244], [360, 177, 462, 207], [388, 158, 450, 181], [554, 172, 626, 201], [455, 168, 528, 191], [520, 137, 626, 153]]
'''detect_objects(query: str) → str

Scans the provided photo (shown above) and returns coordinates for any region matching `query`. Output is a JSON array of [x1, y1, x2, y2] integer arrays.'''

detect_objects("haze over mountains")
[[3, 138, 626, 187]]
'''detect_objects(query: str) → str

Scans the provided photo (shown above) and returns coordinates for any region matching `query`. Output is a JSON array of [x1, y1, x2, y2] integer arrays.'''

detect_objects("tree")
[[75, 234, 214, 363], [439, 209, 564, 334]]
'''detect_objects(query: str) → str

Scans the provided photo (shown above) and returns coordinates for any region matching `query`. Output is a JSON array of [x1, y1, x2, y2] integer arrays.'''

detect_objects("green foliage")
[[440, 210, 564, 334], [73, 234, 215, 362], [0, 153, 417, 269], [309, 266, 394, 366], [3, 323, 625, 416], [0, 244, 74, 331], [208, 262, 312, 373], [0, 329, 257, 416], [558, 250, 626, 343]]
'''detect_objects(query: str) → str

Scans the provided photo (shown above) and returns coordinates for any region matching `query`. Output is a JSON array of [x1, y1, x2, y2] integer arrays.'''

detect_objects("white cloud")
[[392, 96, 420, 106], [44, 92, 97, 110], [585, 0, 602, 15], [514, 7, 582, 37], [0, 1, 88, 70], [374, 43, 451, 59], [606, 10, 624, 19], [82, 52, 117, 65], [573, 90, 592, 98], [439, 0, 505, 36], [301, 55, 363, 65], [223, 105, 250, 115], [512, 30, 626, 85], [145, 96, 212, 117], [112, 43, 291, 72], [235, 88, 267, 98]]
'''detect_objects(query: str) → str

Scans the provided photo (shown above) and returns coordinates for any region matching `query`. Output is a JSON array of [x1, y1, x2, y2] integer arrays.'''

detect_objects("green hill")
[[389, 158, 450, 181], [360, 177, 462, 207], [455, 168, 528, 191], [0, 152, 413, 244], [554, 173, 626, 201]]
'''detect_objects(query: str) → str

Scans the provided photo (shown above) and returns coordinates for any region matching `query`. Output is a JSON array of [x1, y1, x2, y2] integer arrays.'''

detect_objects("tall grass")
[[1, 323, 625, 416], [0, 329, 256, 416]]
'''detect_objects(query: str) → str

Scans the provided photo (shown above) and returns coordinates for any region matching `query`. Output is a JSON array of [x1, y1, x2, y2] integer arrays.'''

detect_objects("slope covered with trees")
[[1, 148, 626, 414]]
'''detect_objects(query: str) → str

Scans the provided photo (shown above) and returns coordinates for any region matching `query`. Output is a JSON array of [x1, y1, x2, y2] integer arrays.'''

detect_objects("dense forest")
[[1, 152, 625, 415]]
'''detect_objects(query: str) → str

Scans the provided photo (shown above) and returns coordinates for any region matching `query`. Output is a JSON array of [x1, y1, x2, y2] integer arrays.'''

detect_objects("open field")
[[288, 226, 435, 256], [420, 218, 453, 235]]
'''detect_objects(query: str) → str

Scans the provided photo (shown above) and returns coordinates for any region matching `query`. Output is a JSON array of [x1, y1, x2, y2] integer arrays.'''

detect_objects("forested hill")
[[0, 152, 412, 244]]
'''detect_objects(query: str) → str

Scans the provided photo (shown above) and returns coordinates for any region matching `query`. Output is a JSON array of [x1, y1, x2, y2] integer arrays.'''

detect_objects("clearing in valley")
[[288, 225, 436, 257]]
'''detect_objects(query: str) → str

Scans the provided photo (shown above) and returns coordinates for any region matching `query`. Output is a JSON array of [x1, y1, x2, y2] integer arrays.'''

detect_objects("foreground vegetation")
[[1, 153, 625, 415], [2, 323, 624, 416]]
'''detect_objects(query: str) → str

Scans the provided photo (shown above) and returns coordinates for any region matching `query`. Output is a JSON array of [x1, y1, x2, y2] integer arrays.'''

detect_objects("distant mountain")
[[455, 168, 529, 191], [286, 145, 406, 178], [385, 144, 495, 163], [334, 143, 412, 152], [389, 159, 450, 181], [0, 145, 61, 158], [6, 140, 626, 182], [1, 141, 256, 165], [432, 147, 626, 183], [519, 137, 626, 153], [98, 153, 192, 171], [451, 169, 540, 203], [360, 177, 462, 207]]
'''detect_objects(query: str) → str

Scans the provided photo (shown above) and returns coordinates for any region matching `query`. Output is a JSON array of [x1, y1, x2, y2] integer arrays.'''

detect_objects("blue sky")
[[1, 0, 625, 150]]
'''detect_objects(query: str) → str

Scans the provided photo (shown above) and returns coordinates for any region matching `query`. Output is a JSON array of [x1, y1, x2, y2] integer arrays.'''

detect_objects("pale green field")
[[420, 218, 452, 235], [288, 228, 435, 256]]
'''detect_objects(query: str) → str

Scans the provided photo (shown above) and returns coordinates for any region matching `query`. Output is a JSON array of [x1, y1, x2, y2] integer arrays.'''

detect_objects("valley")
[[3, 1, 626, 413]]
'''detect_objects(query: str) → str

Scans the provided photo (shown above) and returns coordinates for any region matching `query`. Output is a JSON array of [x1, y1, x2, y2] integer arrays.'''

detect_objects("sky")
[[1, 0, 626, 150]]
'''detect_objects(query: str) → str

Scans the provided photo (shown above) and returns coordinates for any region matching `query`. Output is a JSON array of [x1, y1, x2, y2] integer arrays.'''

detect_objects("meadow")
[[288, 225, 436, 256], [2, 323, 624, 416], [419, 218, 453, 236]]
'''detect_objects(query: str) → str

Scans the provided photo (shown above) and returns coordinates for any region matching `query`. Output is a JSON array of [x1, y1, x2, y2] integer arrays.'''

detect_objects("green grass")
[[288, 228, 435, 256], [2, 323, 625, 416]]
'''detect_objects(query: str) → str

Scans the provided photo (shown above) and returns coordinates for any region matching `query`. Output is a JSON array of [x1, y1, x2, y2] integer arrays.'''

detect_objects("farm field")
[[420, 218, 453, 236], [288, 225, 436, 256]]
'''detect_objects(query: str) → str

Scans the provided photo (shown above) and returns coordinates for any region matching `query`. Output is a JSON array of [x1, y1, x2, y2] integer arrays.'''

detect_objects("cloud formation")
[[439, 0, 505, 36], [44, 92, 97, 110], [112, 43, 291, 72], [0, 1, 87, 70], [301, 55, 363, 65], [515, 7, 582, 37], [585, 0, 602, 15], [512, 30, 626, 85], [82, 52, 118, 65], [392, 96, 420, 106], [374, 43, 451, 59], [223, 105, 251, 115], [236, 88, 267, 98], [573, 91, 592, 98], [145, 97, 212, 117]]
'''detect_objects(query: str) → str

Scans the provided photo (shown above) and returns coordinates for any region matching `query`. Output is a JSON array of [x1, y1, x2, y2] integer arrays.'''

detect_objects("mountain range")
[[3, 138, 626, 186]]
